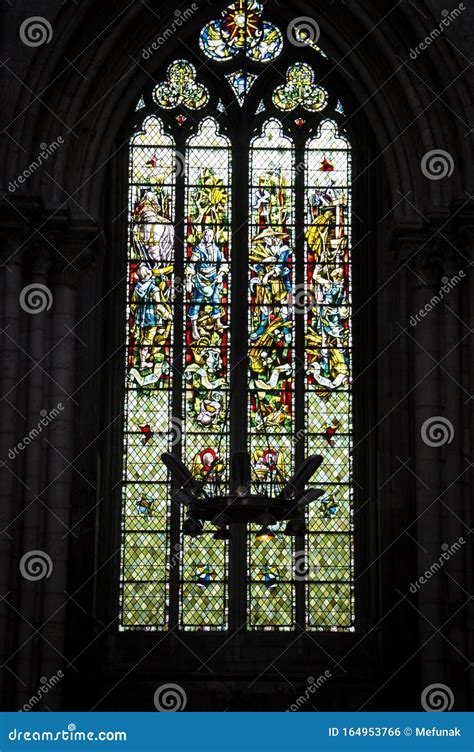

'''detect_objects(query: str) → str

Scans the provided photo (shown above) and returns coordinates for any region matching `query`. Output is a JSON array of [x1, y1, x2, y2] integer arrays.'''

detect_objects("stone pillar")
[[399, 235, 446, 692], [37, 234, 97, 709], [15, 243, 54, 702], [431, 238, 470, 707], [399, 228, 473, 706], [0, 234, 26, 706], [5, 223, 100, 711], [453, 219, 474, 709]]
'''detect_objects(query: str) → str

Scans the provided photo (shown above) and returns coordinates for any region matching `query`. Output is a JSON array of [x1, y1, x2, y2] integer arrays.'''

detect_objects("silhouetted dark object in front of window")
[[162, 451, 325, 541]]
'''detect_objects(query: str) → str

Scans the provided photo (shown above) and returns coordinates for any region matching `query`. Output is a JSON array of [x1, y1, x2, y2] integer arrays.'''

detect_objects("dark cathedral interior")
[[0, 0, 472, 717]]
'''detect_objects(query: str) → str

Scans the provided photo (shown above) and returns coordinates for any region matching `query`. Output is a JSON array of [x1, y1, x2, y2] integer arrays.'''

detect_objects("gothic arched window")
[[120, 1, 354, 633]]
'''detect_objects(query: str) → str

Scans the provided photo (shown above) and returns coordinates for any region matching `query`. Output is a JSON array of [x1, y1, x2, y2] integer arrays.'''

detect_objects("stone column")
[[14, 243, 54, 703], [431, 238, 470, 707], [37, 233, 98, 709], [400, 235, 446, 692], [0, 234, 26, 706], [453, 220, 474, 709]]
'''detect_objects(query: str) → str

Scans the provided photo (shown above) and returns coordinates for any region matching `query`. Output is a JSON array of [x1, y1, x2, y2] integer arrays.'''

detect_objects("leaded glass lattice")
[[120, 3, 355, 634], [200, 0, 283, 63], [153, 60, 209, 110], [273, 63, 328, 112], [120, 116, 175, 630], [180, 118, 231, 630], [225, 70, 258, 105], [305, 120, 354, 630], [247, 119, 296, 630]]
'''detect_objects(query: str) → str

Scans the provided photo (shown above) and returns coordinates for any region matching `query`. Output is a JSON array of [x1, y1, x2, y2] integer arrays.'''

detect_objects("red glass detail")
[[139, 424, 153, 445], [320, 157, 334, 172]]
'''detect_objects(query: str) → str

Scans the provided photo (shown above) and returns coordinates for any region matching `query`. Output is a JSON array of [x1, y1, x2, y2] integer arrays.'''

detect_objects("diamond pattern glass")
[[305, 119, 354, 631], [121, 6, 355, 633], [247, 119, 295, 629], [120, 116, 175, 630], [180, 118, 231, 630]]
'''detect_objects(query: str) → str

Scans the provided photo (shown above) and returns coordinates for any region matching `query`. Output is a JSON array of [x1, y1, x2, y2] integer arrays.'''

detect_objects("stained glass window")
[[200, 0, 283, 62], [305, 121, 353, 630], [153, 60, 209, 110], [248, 120, 295, 629], [120, 116, 175, 629], [180, 118, 231, 630], [120, 0, 354, 634], [273, 63, 328, 112], [225, 70, 258, 106]]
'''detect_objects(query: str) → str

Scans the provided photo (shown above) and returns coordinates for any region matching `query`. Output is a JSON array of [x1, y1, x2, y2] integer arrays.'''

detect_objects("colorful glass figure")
[[320, 157, 334, 172], [319, 495, 339, 519], [136, 496, 155, 516], [247, 119, 296, 628], [273, 63, 327, 112], [305, 120, 353, 630], [120, 117, 176, 629], [200, 0, 283, 62], [225, 70, 258, 105], [180, 117, 231, 630], [262, 564, 280, 589], [122, 0, 354, 634], [195, 564, 212, 588], [154, 60, 209, 109], [248, 120, 294, 444]]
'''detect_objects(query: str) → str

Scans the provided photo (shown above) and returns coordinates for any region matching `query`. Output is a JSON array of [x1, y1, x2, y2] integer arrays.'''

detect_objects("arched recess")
[[2, 0, 470, 221], [1, 0, 472, 711]]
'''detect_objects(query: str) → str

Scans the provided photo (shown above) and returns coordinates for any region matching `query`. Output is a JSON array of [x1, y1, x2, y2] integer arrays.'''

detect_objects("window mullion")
[[229, 117, 250, 632], [294, 135, 306, 630], [169, 129, 186, 630]]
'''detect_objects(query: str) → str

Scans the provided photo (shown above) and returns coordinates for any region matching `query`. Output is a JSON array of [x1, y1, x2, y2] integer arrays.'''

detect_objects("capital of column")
[[392, 227, 467, 288], [0, 227, 30, 270], [22, 239, 55, 278], [49, 223, 104, 289]]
